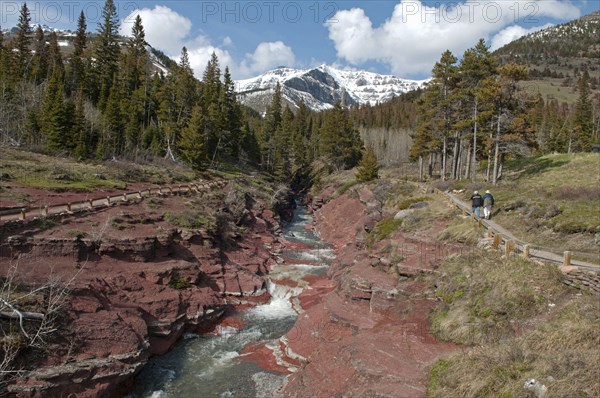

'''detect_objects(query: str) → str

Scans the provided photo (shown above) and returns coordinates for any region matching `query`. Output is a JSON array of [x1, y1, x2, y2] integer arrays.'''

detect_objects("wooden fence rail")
[[419, 183, 599, 271], [0, 180, 226, 223]]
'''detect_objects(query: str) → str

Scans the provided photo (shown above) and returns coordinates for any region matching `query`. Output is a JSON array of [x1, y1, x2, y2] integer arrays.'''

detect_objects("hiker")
[[470, 190, 483, 218], [483, 190, 495, 220]]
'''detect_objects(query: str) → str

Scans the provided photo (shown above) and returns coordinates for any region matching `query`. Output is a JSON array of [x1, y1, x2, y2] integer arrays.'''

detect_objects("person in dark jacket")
[[470, 190, 483, 218], [482, 190, 495, 219]]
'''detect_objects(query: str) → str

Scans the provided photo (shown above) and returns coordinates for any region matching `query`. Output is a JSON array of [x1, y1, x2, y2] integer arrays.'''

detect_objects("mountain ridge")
[[235, 65, 428, 113]]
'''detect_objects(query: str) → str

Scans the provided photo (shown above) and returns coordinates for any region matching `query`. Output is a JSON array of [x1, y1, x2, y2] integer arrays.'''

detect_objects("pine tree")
[[121, 15, 149, 153], [123, 15, 148, 92], [12, 3, 32, 81], [30, 26, 47, 84], [201, 52, 222, 159], [95, 0, 120, 107], [455, 39, 497, 181], [356, 146, 379, 182], [179, 104, 207, 170], [42, 72, 67, 151], [220, 66, 242, 159], [293, 101, 311, 166], [0, 27, 5, 83], [97, 82, 124, 158], [68, 10, 87, 94], [319, 102, 362, 170], [0, 26, 4, 62], [273, 106, 294, 180], [414, 50, 458, 181], [573, 70, 594, 151], [239, 113, 261, 166], [72, 92, 89, 158], [262, 82, 282, 170], [491, 63, 529, 184], [46, 32, 64, 77]]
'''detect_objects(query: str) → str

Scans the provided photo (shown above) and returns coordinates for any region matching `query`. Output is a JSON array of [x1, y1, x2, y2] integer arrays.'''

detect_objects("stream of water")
[[128, 204, 333, 398]]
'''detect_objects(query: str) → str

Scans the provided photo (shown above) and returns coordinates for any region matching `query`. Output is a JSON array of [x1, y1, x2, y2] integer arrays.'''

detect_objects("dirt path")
[[441, 188, 599, 271]]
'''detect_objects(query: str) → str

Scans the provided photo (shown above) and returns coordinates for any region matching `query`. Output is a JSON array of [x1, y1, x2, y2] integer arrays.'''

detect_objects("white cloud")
[[185, 46, 236, 78], [326, 0, 581, 77], [120, 5, 191, 55], [490, 23, 554, 51], [239, 41, 296, 77], [120, 6, 295, 79]]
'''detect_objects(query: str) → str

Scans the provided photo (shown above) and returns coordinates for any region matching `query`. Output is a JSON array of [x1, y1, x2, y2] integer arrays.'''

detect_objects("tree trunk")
[[458, 139, 464, 180], [452, 134, 460, 180], [464, 145, 471, 180], [486, 128, 493, 181], [441, 137, 447, 181], [492, 115, 501, 185], [498, 153, 504, 181], [418, 155, 423, 181], [472, 99, 478, 182], [428, 152, 434, 178]]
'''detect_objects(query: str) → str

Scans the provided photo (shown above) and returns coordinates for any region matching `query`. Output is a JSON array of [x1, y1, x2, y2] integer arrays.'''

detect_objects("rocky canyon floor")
[[1, 172, 475, 397]]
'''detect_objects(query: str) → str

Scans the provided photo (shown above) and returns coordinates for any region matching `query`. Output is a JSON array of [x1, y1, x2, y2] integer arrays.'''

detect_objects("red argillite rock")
[[0, 196, 284, 397], [278, 186, 459, 398]]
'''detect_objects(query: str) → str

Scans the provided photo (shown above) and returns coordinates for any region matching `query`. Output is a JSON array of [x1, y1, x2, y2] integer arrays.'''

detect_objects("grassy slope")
[[0, 148, 202, 190], [426, 154, 600, 397], [427, 252, 599, 398], [308, 159, 598, 397], [0, 148, 202, 207], [448, 153, 600, 256]]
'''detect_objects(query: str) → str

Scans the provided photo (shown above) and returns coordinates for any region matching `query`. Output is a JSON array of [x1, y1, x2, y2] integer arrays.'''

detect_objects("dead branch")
[[0, 311, 45, 321]]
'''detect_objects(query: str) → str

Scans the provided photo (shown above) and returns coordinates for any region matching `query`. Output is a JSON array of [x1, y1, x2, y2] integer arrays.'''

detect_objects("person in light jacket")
[[482, 190, 494, 219], [470, 191, 483, 219]]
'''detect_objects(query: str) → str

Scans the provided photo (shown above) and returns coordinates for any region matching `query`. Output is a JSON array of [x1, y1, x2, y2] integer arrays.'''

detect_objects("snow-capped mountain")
[[236, 65, 428, 112]]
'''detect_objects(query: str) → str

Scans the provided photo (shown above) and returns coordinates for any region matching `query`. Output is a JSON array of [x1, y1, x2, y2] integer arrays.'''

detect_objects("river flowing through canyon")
[[128, 204, 333, 398]]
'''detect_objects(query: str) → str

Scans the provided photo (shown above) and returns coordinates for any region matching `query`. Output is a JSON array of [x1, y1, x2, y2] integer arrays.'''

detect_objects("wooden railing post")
[[19, 209, 26, 220], [67, 203, 72, 212], [563, 251, 572, 266], [487, 228, 493, 239], [123, 193, 127, 201], [44, 205, 49, 216], [492, 234, 501, 249], [505, 240, 515, 256], [106, 196, 111, 205], [88, 199, 93, 209], [523, 244, 530, 258]]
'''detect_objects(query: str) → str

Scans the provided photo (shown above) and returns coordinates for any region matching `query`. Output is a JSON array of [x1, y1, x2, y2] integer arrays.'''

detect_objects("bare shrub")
[[553, 186, 600, 201], [0, 261, 79, 389], [433, 180, 454, 191]]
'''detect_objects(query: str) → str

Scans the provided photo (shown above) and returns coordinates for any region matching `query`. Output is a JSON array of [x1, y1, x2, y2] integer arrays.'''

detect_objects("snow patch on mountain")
[[236, 65, 428, 112]]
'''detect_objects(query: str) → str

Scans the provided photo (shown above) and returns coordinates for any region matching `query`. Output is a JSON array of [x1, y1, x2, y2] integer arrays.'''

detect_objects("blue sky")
[[1, 1, 598, 79]]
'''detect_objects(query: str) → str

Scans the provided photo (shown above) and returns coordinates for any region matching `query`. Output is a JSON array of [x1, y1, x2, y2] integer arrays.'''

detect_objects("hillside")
[[0, 24, 174, 75], [435, 153, 600, 263], [494, 10, 600, 103]]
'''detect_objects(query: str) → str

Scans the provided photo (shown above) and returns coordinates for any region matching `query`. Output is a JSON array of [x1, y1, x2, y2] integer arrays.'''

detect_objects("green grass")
[[336, 179, 360, 196], [436, 217, 480, 245], [427, 295, 600, 398], [427, 249, 598, 397], [164, 210, 215, 231], [371, 216, 403, 241], [465, 153, 600, 253], [429, 251, 569, 346], [397, 196, 430, 210], [0, 148, 198, 191]]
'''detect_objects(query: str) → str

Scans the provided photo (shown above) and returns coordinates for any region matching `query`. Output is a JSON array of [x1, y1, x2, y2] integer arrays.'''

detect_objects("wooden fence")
[[0, 180, 226, 223]]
